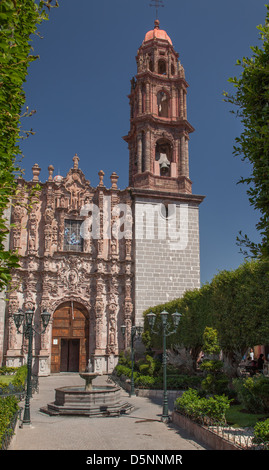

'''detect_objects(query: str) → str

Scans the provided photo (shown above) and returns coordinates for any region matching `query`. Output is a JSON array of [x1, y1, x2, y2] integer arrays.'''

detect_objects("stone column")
[[185, 137, 189, 178], [145, 128, 151, 172], [137, 133, 142, 173], [179, 88, 184, 119], [179, 134, 185, 176], [183, 90, 187, 119], [146, 82, 150, 114], [138, 85, 142, 115]]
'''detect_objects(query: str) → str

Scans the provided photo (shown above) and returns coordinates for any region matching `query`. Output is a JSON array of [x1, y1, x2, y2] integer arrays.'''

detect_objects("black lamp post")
[[121, 324, 143, 396], [147, 309, 181, 422], [13, 307, 51, 426]]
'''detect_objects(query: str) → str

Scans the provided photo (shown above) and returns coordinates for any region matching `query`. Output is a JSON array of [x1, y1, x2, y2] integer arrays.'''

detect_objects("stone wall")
[[134, 196, 201, 324]]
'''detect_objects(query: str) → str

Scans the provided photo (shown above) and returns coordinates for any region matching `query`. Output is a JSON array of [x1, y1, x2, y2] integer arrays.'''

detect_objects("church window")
[[64, 219, 83, 251]]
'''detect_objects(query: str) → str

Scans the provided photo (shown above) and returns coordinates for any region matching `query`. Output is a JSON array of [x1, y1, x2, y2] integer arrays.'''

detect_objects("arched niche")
[[158, 59, 167, 75], [157, 91, 170, 118]]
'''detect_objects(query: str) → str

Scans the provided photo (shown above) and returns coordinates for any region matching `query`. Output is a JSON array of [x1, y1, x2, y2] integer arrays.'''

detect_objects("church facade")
[[1, 21, 204, 375]]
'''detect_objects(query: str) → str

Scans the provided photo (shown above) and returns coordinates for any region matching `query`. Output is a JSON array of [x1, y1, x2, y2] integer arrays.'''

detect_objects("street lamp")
[[121, 324, 143, 396], [146, 309, 181, 422], [13, 307, 51, 426]]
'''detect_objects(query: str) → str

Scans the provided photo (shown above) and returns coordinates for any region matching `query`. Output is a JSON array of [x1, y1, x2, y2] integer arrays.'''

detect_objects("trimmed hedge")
[[114, 363, 202, 390]]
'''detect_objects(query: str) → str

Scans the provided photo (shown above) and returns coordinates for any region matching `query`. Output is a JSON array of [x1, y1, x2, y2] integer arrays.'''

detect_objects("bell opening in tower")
[[155, 140, 172, 177]]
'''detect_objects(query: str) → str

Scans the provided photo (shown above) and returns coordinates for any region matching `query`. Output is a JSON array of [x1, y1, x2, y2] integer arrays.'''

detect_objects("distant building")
[[1, 21, 204, 375]]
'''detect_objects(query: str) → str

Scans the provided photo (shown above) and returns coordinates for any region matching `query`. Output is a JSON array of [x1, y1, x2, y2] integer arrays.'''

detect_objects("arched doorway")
[[51, 301, 89, 373]]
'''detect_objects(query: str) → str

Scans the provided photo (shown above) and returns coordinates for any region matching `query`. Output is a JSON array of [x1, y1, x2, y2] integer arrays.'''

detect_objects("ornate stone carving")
[[6, 157, 135, 374]]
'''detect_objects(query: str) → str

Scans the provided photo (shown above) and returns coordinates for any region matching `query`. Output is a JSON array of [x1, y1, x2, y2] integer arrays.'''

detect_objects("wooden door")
[[51, 302, 89, 373], [60, 339, 80, 372]]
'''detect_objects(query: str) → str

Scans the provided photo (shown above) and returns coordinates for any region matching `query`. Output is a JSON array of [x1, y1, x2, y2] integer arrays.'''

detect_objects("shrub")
[[175, 388, 231, 423], [253, 418, 269, 446], [0, 365, 27, 395], [12, 365, 27, 388], [117, 351, 131, 368], [233, 376, 269, 413], [134, 375, 160, 388], [137, 355, 162, 377], [0, 396, 19, 447], [114, 365, 132, 378], [166, 374, 202, 390], [175, 388, 202, 419], [201, 372, 229, 396], [199, 328, 229, 396], [0, 367, 17, 376]]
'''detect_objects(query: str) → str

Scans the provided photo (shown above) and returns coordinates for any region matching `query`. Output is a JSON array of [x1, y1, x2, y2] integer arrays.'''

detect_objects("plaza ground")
[[9, 373, 209, 451]]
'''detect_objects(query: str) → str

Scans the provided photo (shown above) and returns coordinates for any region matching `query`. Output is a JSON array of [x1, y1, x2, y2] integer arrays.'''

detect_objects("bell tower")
[[124, 20, 205, 325], [124, 19, 193, 194]]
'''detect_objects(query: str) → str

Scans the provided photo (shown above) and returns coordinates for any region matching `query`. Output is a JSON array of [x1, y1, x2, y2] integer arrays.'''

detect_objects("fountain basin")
[[41, 383, 133, 417], [55, 384, 121, 407], [79, 372, 100, 391]]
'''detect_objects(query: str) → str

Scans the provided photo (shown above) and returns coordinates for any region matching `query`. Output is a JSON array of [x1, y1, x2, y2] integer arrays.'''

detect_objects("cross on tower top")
[[149, 0, 164, 19]]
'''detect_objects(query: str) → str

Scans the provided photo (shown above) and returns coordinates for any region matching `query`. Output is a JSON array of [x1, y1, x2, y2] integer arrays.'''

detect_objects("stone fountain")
[[79, 371, 100, 391], [41, 360, 133, 417]]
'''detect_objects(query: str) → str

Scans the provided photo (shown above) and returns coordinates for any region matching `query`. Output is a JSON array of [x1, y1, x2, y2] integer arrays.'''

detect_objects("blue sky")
[[20, 0, 267, 285]]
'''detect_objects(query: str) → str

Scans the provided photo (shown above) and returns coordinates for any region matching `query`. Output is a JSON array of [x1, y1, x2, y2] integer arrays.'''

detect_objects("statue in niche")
[[28, 234, 36, 251], [60, 196, 65, 208], [157, 91, 169, 117], [44, 206, 54, 224], [71, 185, 80, 210], [111, 239, 117, 255]]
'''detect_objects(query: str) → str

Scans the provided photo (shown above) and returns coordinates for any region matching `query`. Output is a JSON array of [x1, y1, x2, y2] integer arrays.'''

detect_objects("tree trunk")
[[222, 349, 245, 378], [167, 345, 200, 373]]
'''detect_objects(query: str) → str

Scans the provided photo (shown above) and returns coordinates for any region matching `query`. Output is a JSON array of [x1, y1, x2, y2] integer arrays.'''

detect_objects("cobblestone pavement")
[[9, 374, 209, 451]]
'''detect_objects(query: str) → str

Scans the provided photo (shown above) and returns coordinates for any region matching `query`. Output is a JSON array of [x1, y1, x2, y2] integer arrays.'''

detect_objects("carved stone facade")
[[2, 21, 204, 375], [4, 158, 134, 375]]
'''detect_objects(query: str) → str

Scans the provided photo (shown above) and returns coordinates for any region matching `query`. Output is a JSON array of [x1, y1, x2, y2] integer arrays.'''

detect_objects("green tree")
[[178, 285, 213, 371], [0, 0, 57, 291], [224, 4, 269, 259], [210, 260, 269, 376], [142, 260, 269, 377]]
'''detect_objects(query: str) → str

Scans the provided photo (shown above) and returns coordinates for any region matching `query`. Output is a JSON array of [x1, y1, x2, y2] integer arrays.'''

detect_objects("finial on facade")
[[110, 172, 119, 190], [98, 170, 105, 186], [154, 19, 160, 29], [32, 163, 41, 182], [48, 165, 54, 181], [73, 154, 79, 170]]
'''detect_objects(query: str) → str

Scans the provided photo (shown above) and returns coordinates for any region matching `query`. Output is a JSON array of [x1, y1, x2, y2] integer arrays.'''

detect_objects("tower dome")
[[143, 20, 172, 45]]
